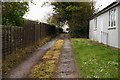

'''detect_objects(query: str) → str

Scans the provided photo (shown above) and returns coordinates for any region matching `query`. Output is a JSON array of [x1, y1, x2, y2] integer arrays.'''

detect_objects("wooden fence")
[[2, 19, 55, 58]]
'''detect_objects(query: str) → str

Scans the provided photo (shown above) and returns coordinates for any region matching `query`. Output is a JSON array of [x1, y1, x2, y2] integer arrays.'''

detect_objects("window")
[[94, 17, 97, 30], [109, 8, 116, 28]]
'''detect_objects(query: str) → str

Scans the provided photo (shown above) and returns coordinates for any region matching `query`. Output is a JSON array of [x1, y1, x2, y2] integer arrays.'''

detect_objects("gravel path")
[[57, 34, 79, 78], [4, 37, 58, 78]]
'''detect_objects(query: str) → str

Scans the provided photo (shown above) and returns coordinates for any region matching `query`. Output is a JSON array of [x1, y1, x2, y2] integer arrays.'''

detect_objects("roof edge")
[[88, 1, 120, 21]]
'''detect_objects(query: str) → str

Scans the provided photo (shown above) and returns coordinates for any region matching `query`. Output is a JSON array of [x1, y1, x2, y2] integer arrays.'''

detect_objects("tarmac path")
[[4, 37, 58, 78]]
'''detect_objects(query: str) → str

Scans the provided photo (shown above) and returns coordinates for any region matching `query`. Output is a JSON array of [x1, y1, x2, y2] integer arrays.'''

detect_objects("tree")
[[47, 1, 95, 38], [2, 2, 29, 26]]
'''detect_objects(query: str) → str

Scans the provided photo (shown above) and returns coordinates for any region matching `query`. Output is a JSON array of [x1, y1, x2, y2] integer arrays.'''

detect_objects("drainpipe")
[[101, 31, 102, 43], [106, 33, 108, 47]]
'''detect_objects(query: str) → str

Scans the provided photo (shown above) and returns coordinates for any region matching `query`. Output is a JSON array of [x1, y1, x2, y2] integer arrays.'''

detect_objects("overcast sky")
[[23, 0, 116, 23]]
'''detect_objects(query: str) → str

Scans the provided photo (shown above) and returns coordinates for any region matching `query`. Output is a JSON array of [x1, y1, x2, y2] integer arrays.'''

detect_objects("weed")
[[29, 39, 64, 78]]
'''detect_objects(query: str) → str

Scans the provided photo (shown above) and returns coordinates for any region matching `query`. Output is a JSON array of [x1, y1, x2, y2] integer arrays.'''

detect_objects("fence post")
[[2, 19, 54, 58], [10, 26, 12, 54], [2, 26, 5, 58]]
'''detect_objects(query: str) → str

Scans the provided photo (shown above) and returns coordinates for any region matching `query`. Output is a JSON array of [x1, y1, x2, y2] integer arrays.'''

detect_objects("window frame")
[[108, 8, 116, 29]]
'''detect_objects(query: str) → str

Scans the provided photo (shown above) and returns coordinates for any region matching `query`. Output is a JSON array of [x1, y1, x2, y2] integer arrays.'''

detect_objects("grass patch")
[[29, 39, 64, 78], [71, 38, 119, 78], [2, 35, 56, 75]]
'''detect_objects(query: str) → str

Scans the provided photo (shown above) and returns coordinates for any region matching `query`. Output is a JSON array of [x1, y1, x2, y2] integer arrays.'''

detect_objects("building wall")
[[118, 5, 120, 48], [89, 6, 119, 48], [62, 24, 69, 33]]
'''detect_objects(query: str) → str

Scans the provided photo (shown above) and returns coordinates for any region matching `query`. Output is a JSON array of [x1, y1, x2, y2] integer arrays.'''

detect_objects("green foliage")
[[49, 23, 56, 34], [49, 23, 56, 27], [58, 28, 63, 33], [49, 23, 63, 33], [48, 2, 95, 38], [71, 39, 118, 78], [2, 2, 29, 26]]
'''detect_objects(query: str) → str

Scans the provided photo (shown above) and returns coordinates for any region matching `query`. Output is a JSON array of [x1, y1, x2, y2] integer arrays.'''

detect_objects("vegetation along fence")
[[2, 19, 55, 58]]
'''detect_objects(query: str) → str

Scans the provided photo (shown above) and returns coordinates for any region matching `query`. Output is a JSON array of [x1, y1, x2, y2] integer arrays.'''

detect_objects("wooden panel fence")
[[2, 20, 55, 58]]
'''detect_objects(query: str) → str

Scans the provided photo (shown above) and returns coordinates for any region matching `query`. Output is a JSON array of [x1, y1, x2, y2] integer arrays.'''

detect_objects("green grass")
[[71, 38, 119, 78]]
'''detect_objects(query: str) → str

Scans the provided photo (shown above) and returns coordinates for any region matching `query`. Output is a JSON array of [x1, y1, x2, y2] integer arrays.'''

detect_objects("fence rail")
[[2, 20, 55, 58]]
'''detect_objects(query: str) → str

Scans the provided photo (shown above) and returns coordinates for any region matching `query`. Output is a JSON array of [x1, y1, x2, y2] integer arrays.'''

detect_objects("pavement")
[[57, 34, 79, 78]]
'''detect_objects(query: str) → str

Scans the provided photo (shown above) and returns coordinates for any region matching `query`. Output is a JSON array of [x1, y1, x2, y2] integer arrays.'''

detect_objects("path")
[[57, 34, 79, 78], [4, 37, 58, 78], [3, 34, 79, 78]]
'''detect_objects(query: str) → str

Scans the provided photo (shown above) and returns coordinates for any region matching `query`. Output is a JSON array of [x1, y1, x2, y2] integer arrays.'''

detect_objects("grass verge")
[[29, 39, 64, 78], [71, 38, 118, 78], [2, 35, 56, 75]]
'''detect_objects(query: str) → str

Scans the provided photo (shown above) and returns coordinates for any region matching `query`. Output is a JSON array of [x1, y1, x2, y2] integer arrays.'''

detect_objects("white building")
[[62, 22, 69, 33], [89, 0, 120, 48]]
